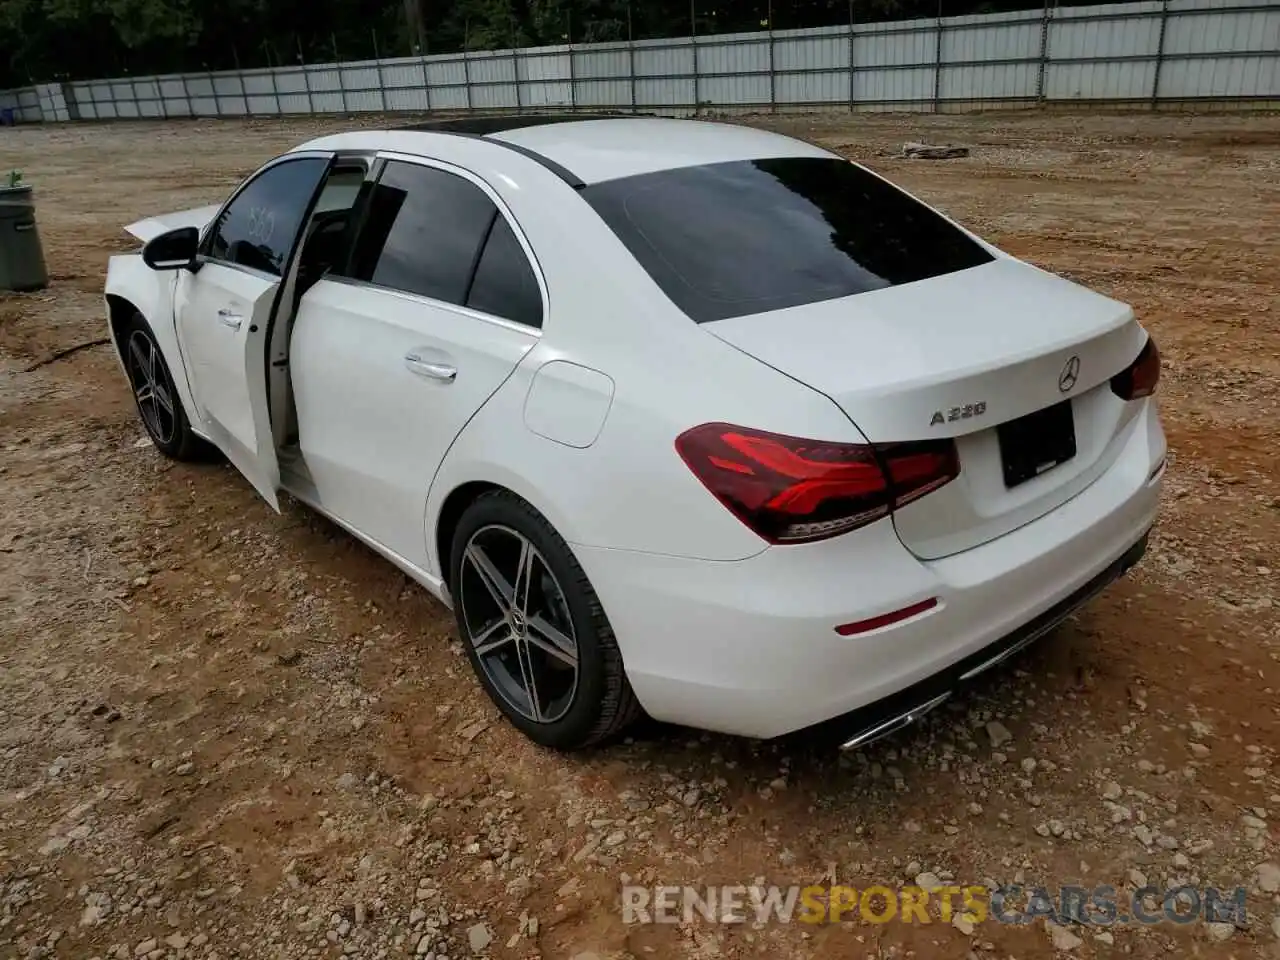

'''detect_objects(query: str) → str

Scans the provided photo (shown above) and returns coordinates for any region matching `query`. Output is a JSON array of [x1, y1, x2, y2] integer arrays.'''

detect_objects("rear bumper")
[[575, 399, 1164, 739], [829, 530, 1148, 750]]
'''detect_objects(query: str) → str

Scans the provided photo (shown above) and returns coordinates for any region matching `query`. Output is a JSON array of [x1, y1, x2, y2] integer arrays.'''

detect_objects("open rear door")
[[174, 263, 287, 510]]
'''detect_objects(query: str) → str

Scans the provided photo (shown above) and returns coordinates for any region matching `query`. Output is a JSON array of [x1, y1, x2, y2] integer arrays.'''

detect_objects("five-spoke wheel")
[[458, 524, 579, 724], [120, 311, 206, 461], [125, 327, 177, 447], [449, 490, 641, 749]]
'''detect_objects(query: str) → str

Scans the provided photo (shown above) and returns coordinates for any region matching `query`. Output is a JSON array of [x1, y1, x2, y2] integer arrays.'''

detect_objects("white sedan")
[[105, 115, 1165, 750]]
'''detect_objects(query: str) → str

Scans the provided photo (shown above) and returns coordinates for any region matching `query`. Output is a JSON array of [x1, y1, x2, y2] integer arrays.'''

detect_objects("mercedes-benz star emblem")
[[1058, 355, 1081, 393]]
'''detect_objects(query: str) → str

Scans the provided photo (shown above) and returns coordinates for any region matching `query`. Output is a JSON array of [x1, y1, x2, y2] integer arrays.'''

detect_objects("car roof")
[[489, 117, 833, 184], [295, 115, 834, 186]]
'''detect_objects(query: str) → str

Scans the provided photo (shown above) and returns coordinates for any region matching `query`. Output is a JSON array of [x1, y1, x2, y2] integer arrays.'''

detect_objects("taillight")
[[1110, 337, 1160, 400], [674, 423, 959, 544]]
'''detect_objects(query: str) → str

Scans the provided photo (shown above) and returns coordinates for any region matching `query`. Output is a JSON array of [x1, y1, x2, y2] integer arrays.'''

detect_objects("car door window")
[[465, 215, 543, 329], [205, 156, 330, 277], [297, 162, 368, 291], [313, 165, 365, 215], [342, 161, 497, 306]]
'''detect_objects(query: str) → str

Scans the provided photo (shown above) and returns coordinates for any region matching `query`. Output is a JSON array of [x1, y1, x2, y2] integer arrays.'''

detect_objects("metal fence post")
[[373, 29, 388, 113], [298, 38, 314, 115], [933, 3, 944, 113], [1036, 0, 1051, 103], [333, 35, 348, 115], [463, 21, 474, 112], [568, 11, 577, 112], [690, 0, 699, 113], [238, 46, 252, 116], [61, 81, 81, 121], [270, 64, 282, 116], [767, 0, 777, 114], [1151, 0, 1170, 109], [628, 4, 638, 113], [511, 18, 523, 114], [420, 58, 432, 114], [848, 0, 856, 112]]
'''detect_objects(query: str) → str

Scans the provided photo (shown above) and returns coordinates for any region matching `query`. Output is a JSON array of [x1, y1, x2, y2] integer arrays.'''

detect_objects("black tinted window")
[[345, 161, 497, 304], [466, 216, 542, 328], [582, 157, 994, 323], [207, 157, 329, 277]]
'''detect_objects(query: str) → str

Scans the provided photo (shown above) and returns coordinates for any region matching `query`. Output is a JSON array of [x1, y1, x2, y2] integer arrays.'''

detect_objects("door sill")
[[278, 464, 451, 609], [277, 445, 313, 488]]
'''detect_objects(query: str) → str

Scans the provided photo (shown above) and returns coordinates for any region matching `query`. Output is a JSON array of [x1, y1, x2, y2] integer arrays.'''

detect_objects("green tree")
[[0, 0, 1132, 87]]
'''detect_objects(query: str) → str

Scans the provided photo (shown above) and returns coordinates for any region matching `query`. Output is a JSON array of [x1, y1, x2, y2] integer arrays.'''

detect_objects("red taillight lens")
[[1110, 337, 1160, 400], [675, 423, 959, 544]]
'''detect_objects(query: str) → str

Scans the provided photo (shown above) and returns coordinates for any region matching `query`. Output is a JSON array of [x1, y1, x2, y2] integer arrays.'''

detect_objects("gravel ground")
[[0, 111, 1278, 960]]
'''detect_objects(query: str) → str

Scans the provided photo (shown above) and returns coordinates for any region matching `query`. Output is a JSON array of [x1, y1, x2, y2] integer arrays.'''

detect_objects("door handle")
[[404, 351, 457, 382], [217, 309, 243, 330]]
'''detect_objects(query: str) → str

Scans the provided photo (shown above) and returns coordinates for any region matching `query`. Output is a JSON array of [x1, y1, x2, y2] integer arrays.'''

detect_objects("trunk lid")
[[705, 257, 1149, 559]]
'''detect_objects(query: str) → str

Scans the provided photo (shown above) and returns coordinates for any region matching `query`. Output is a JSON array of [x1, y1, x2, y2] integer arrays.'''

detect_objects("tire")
[[448, 489, 642, 750], [120, 311, 210, 462]]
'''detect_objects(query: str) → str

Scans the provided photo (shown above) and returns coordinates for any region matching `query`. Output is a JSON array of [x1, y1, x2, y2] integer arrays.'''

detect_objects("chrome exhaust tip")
[[839, 690, 952, 751]]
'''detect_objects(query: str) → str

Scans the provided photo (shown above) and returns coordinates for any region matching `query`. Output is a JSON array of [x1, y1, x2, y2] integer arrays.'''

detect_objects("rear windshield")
[[581, 157, 993, 324]]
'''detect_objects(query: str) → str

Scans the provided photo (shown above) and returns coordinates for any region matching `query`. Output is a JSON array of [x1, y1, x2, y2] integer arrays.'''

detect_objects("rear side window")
[[581, 157, 994, 324], [346, 160, 497, 304], [466, 216, 543, 328]]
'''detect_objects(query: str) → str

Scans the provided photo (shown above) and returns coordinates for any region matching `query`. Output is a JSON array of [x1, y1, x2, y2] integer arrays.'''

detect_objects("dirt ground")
[[1, 110, 1278, 960]]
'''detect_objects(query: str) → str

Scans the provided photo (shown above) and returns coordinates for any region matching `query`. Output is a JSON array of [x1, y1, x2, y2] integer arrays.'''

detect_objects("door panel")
[[174, 265, 283, 508], [171, 153, 333, 509], [289, 279, 536, 567]]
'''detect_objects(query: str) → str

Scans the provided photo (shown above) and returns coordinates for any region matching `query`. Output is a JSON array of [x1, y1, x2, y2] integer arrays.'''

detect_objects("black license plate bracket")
[[997, 400, 1077, 488]]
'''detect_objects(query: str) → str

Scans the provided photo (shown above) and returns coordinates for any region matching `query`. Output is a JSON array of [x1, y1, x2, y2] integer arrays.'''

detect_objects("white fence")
[[2, 0, 1276, 124]]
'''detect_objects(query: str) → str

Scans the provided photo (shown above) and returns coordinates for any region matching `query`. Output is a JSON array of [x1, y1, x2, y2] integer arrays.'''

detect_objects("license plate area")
[[997, 400, 1077, 488]]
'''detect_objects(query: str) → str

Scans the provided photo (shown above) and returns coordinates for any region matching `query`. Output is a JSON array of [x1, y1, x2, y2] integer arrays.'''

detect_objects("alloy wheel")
[[125, 329, 176, 445], [458, 524, 579, 724]]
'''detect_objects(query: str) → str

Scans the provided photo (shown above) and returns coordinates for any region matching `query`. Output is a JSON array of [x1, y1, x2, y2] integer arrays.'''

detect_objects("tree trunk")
[[403, 0, 428, 55], [510, 0, 539, 45]]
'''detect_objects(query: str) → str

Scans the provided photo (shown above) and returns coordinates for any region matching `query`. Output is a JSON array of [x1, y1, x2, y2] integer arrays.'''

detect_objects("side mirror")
[[142, 226, 199, 271]]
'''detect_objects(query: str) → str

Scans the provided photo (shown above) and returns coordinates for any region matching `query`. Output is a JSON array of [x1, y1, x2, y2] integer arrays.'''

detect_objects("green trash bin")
[[0, 184, 49, 292]]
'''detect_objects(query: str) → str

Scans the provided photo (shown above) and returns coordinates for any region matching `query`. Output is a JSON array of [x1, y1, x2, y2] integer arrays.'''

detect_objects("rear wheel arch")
[[444, 484, 642, 748], [433, 479, 582, 592], [435, 481, 503, 591]]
